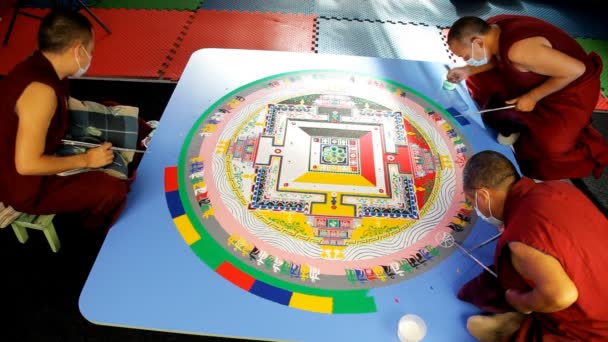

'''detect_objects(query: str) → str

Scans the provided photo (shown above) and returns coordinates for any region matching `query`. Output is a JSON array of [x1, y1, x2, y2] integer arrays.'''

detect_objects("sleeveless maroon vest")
[[0, 51, 70, 210]]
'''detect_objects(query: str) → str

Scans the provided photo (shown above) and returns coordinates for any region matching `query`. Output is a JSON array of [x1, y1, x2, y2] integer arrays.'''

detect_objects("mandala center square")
[[315, 136, 359, 172], [321, 143, 348, 165]]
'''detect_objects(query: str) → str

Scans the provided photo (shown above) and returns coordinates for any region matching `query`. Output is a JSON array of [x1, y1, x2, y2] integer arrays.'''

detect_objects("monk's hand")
[[84, 142, 114, 168], [506, 93, 537, 112], [446, 66, 471, 83], [505, 289, 533, 314]]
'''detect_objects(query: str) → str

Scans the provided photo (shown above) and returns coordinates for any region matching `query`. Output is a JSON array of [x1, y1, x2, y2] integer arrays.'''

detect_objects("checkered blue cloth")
[[56, 98, 139, 179]]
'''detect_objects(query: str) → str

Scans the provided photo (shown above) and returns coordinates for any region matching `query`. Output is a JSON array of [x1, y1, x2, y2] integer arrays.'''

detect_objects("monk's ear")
[[477, 188, 492, 202], [470, 36, 483, 46], [63, 41, 80, 57]]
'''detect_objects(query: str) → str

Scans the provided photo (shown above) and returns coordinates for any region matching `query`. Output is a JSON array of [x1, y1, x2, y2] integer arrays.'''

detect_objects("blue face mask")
[[466, 41, 488, 67], [475, 190, 503, 227]]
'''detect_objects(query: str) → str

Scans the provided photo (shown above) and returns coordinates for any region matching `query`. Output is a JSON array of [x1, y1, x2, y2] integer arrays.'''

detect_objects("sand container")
[[397, 314, 427, 342]]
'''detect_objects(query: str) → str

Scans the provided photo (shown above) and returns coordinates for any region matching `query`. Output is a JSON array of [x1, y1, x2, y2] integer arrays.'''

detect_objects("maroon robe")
[[0, 51, 128, 231], [459, 177, 608, 341], [466, 15, 607, 180]]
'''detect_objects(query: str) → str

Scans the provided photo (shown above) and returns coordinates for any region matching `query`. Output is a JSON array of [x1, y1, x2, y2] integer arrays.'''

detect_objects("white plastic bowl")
[[397, 314, 427, 342]]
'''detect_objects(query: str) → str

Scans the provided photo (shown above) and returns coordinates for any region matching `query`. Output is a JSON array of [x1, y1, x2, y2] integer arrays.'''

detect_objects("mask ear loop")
[[75, 46, 84, 70], [481, 189, 495, 218], [76, 45, 91, 70], [470, 41, 476, 61], [81, 45, 91, 61], [470, 39, 487, 63], [75, 48, 80, 68]]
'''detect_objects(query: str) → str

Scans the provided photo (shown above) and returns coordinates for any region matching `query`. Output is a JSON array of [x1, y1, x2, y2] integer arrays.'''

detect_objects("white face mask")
[[466, 41, 488, 67], [475, 190, 503, 227], [74, 45, 92, 77]]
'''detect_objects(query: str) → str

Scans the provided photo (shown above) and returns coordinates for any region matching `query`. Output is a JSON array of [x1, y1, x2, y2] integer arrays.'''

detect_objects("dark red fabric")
[[465, 15, 607, 180], [0, 51, 129, 231], [498, 177, 608, 340], [479, 93, 529, 137], [459, 177, 608, 341], [457, 265, 514, 314]]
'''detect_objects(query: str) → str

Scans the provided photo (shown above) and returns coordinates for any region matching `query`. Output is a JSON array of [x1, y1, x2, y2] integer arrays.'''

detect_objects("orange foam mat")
[[0, 8, 193, 78], [597, 92, 608, 111], [0, 8, 48, 74], [163, 10, 316, 80]]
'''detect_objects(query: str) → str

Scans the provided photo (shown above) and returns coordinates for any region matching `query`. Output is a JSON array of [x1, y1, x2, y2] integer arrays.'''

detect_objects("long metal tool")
[[454, 241, 498, 278], [466, 232, 502, 253], [61, 139, 146, 154], [458, 105, 516, 117]]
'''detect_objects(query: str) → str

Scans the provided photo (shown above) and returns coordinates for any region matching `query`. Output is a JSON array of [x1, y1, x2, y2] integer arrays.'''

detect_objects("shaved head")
[[447, 16, 491, 44], [38, 10, 92, 53], [463, 151, 520, 193]]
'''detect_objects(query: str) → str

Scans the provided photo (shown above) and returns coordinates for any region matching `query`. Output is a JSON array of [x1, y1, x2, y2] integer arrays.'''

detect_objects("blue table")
[[79, 49, 514, 341]]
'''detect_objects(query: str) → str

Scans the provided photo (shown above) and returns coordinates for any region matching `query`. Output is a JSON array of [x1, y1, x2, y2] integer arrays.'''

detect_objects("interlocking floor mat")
[[162, 10, 316, 80], [0, 8, 193, 78], [0, 8, 48, 75], [200, 0, 314, 14], [314, 0, 607, 39], [89, 0, 203, 11], [316, 17, 452, 64]]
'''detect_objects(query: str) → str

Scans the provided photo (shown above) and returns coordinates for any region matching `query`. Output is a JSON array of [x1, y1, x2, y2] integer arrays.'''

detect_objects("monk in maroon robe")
[[0, 11, 147, 231], [458, 151, 608, 341], [447, 15, 607, 180]]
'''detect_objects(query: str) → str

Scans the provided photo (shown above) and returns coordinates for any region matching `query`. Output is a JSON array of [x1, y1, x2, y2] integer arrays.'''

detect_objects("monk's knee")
[[91, 176, 128, 211], [540, 140, 573, 158], [104, 180, 128, 206]]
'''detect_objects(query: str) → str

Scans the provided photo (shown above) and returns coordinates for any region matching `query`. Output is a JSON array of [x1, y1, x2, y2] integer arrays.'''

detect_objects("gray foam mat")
[[316, 18, 453, 64], [314, 0, 607, 39], [200, 0, 315, 14]]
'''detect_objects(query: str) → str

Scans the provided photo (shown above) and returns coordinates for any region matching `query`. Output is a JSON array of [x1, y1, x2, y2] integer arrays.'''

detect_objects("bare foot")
[[467, 312, 526, 342]]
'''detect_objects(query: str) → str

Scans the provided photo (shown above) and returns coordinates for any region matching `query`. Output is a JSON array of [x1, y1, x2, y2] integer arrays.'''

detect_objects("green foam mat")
[[576, 38, 608, 97], [88, 0, 203, 11]]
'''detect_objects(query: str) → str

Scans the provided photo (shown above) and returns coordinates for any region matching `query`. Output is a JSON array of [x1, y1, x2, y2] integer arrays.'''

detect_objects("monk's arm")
[[14, 82, 110, 176], [467, 59, 496, 76], [508, 37, 585, 102], [505, 241, 578, 313], [447, 60, 496, 83]]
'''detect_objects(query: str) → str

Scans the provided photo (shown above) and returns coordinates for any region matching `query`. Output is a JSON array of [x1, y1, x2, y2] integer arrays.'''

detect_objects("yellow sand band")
[[289, 292, 333, 314], [173, 215, 201, 245], [294, 172, 373, 187]]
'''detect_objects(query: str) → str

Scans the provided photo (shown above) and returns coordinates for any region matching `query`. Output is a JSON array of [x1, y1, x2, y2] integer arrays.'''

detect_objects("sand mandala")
[[164, 70, 475, 313]]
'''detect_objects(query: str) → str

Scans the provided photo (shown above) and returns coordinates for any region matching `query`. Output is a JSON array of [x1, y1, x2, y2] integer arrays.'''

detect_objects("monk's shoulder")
[[507, 36, 551, 62]]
